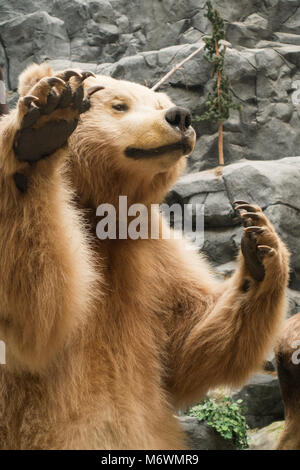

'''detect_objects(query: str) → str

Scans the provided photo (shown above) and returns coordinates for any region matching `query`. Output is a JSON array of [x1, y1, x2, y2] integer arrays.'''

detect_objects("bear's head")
[[69, 75, 196, 208]]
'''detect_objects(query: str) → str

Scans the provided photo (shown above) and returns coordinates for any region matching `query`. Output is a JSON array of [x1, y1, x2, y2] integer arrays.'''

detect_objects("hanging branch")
[[151, 43, 206, 92], [151, 1, 240, 170], [195, 1, 241, 168], [215, 38, 224, 165]]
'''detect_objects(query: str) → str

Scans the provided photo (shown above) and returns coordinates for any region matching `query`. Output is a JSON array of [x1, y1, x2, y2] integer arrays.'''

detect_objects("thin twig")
[[151, 43, 206, 91], [215, 39, 224, 167]]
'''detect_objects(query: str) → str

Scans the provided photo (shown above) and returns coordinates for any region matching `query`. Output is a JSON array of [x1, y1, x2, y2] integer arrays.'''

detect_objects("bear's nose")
[[165, 106, 192, 132]]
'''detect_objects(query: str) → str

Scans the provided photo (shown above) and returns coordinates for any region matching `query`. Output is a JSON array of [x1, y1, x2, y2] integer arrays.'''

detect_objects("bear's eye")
[[112, 103, 128, 112]]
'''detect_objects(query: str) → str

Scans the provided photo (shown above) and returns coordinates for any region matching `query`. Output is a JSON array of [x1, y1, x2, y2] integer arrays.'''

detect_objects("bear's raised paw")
[[13, 70, 96, 163], [233, 201, 279, 282]]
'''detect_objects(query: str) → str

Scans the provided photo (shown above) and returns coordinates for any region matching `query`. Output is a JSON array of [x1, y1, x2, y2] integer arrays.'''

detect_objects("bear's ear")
[[18, 62, 53, 97]]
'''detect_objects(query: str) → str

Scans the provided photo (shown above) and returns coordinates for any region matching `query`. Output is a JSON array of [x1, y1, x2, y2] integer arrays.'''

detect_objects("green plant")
[[195, 1, 241, 167], [188, 397, 248, 449]]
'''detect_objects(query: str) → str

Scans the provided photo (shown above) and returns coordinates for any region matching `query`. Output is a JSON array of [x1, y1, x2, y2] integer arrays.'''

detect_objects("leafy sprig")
[[197, 1, 241, 124], [189, 397, 248, 449]]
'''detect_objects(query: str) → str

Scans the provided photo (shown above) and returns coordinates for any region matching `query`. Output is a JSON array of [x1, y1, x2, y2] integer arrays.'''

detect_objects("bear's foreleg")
[[168, 203, 289, 407], [0, 71, 98, 371]]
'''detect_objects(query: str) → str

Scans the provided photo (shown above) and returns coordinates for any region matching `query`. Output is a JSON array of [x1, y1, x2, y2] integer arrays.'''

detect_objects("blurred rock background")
[[1, 0, 300, 450]]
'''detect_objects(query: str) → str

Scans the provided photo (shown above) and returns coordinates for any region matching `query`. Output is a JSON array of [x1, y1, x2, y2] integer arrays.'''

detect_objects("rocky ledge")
[[168, 157, 300, 290]]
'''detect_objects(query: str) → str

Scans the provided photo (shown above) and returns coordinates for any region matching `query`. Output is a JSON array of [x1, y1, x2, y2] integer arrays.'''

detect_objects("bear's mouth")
[[125, 139, 193, 160]]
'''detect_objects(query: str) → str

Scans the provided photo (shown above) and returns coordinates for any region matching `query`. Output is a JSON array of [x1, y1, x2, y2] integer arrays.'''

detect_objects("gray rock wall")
[[232, 373, 284, 429], [178, 416, 236, 449], [1, 0, 300, 166], [169, 157, 300, 289]]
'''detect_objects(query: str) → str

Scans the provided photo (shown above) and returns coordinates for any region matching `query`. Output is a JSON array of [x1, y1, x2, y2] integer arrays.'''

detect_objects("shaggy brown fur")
[[275, 313, 300, 450], [0, 63, 290, 449]]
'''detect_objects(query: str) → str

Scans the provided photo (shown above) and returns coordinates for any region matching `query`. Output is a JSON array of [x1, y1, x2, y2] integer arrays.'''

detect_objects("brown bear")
[[275, 313, 300, 450], [0, 63, 290, 449]]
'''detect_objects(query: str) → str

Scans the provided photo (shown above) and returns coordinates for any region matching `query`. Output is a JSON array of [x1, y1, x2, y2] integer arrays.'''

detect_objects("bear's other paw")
[[13, 70, 95, 163], [233, 201, 280, 282]]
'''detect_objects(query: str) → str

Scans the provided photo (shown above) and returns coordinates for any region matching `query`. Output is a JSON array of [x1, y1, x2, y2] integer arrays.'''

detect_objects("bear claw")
[[233, 200, 250, 206], [45, 77, 65, 88], [257, 245, 275, 256], [244, 226, 265, 234], [57, 70, 81, 81], [20, 97, 41, 129], [81, 71, 96, 80], [234, 204, 261, 212], [22, 95, 40, 108], [87, 86, 104, 97], [79, 86, 105, 113], [240, 211, 264, 226]]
